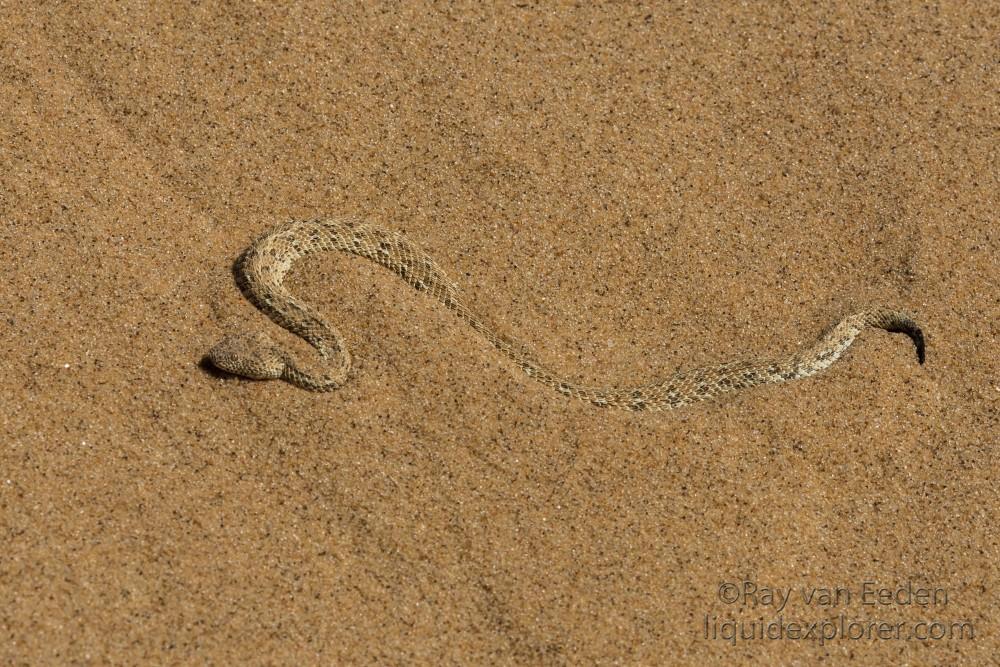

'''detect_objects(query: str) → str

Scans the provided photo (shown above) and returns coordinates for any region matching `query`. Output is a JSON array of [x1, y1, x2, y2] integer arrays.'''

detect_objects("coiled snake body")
[[208, 218, 924, 411]]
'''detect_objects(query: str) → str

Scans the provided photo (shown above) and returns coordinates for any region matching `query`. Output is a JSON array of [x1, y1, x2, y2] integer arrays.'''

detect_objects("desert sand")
[[1, 2, 996, 664]]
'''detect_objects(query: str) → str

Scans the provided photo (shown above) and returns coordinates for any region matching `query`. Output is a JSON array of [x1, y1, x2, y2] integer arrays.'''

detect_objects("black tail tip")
[[885, 318, 925, 364], [902, 325, 925, 364], [914, 328, 926, 365]]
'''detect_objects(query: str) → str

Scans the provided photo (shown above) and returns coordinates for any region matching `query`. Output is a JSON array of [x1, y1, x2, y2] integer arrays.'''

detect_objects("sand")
[[1, 2, 996, 664]]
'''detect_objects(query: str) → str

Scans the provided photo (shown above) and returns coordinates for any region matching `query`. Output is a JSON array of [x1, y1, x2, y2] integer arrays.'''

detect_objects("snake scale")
[[208, 218, 924, 411]]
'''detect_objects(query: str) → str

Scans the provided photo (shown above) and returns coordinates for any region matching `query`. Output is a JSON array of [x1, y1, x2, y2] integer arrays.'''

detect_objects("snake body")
[[208, 218, 924, 410]]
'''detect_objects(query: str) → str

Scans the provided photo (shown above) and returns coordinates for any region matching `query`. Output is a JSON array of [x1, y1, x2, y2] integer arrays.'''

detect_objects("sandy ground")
[[1, 2, 997, 664]]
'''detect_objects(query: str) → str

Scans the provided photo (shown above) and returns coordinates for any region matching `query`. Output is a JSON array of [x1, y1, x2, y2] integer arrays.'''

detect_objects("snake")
[[208, 218, 924, 411]]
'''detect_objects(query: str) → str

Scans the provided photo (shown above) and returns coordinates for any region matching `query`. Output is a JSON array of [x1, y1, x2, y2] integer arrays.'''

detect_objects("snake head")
[[208, 332, 286, 381]]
